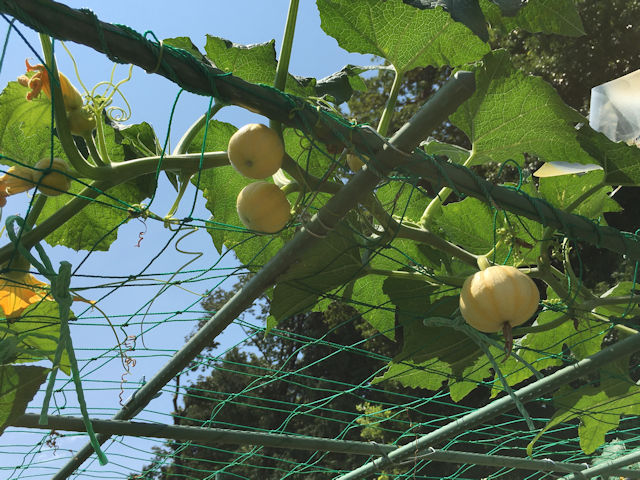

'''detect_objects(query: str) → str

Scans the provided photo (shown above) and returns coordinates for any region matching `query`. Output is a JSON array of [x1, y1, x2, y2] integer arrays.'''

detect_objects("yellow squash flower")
[[0, 165, 35, 195], [0, 269, 52, 320], [18, 59, 83, 111], [0, 264, 94, 320]]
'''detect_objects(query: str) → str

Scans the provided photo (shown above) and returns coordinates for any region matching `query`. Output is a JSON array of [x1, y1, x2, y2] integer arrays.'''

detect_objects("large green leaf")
[[402, 0, 490, 42], [314, 65, 368, 104], [115, 121, 162, 158], [528, 374, 640, 455], [205, 36, 277, 85], [283, 127, 336, 180], [270, 225, 362, 323], [39, 181, 145, 251], [375, 181, 429, 224], [204, 36, 311, 97], [422, 139, 471, 164], [111, 121, 160, 198], [538, 170, 621, 223], [350, 236, 454, 340], [317, 0, 489, 73], [594, 282, 640, 319], [403, 0, 583, 41], [433, 193, 542, 265], [488, 307, 608, 397], [350, 275, 396, 339], [0, 123, 66, 170], [5, 301, 71, 373], [480, 0, 585, 37], [373, 288, 488, 401], [451, 50, 594, 167], [0, 365, 49, 435], [0, 81, 68, 171], [0, 81, 53, 162], [163, 36, 209, 63], [34, 122, 154, 252], [576, 125, 640, 186]]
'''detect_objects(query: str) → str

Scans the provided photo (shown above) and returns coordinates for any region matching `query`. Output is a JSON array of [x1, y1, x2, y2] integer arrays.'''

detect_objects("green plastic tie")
[[5, 215, 108, 465]]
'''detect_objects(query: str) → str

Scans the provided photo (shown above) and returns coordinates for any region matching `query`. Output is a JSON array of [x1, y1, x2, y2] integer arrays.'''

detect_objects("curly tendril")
[[62, 42, 133, 123]]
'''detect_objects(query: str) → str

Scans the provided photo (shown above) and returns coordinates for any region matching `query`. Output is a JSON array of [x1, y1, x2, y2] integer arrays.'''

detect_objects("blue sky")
[[0, 2, 373, 478]]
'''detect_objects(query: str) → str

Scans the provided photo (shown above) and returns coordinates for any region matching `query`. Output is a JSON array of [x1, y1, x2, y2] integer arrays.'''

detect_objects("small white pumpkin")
[[460, 265, 539, 333]]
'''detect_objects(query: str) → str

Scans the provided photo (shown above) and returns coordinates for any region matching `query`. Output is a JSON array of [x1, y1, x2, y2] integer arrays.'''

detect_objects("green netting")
[[1, 1, 640, 480]]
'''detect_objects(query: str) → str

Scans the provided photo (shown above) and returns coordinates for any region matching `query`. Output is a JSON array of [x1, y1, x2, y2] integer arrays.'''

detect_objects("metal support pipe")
[[11, 414, 640, 478], [13, 414, 397, 457], [560, 448, 640, 480], [336, 332, 640, 480], [46, 68, 477, 480]]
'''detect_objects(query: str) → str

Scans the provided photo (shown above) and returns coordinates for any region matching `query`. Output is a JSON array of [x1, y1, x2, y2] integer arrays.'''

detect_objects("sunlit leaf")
[[317, 0, 489, 73], [39, 181, 144, 251], [350, 275, 396, 340], [538, 170, 621, 223], [528, 375, 640, 455], [0, 365, 49, 435], [402, 0, 490, 42], [577, 124, 640, 186], [204, 36, 310, 96], [5, 301, 71, 373], [451, 50, 594, 167], [422, 138, 471, 164], [480, 0, 585, 37], [0, 82, 53, 164]]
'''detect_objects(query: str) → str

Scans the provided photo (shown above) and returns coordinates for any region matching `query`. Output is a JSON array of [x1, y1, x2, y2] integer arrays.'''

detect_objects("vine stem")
[[536, 180, 608, 301], [364, 267, 465, 287], [93, 113, 111, 165], [173, 102, 225, 156], [538, 181, 604, 267], [361, 195, 479, 267], [39, 34, 97, 178], [0, 153, 229, 265], [419, 151, 475, 227], [377, 67, 404, 137], [514, 293, 640, 336], [270, 0, 300, 135], [24, 194, 47, 230], [82, 133, 106, 167]]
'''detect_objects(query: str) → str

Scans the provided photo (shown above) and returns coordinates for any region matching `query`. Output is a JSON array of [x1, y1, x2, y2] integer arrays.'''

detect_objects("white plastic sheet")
[[589, 69, 640, 145], [533, 69, 640, 177]]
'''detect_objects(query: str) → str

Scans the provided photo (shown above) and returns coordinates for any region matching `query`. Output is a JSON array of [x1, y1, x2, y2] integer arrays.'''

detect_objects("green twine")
[[5, 215, 108, 466]]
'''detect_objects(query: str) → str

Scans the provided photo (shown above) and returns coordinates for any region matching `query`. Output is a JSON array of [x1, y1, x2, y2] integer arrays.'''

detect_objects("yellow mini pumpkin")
[[460, 265, 539, 333], [227, 124, 284, 179], [236, 181, 291, 234]]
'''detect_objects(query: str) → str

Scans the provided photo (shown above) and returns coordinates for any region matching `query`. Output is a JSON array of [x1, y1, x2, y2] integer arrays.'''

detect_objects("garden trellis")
[[2, 0, 640, 479]]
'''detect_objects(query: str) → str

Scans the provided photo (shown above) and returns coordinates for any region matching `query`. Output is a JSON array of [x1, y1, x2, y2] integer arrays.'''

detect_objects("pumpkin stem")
[[477, 255, 491, 271], [502, 322, 513, 360]]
